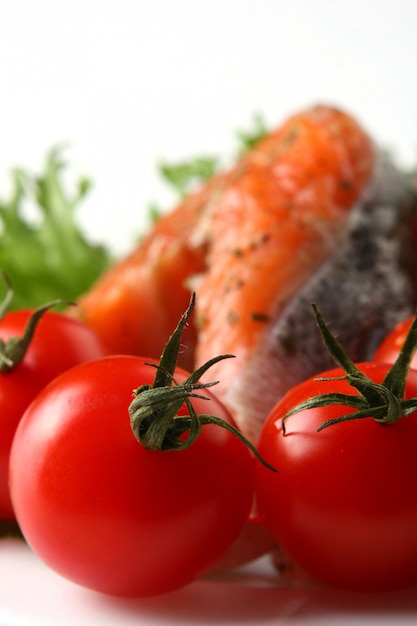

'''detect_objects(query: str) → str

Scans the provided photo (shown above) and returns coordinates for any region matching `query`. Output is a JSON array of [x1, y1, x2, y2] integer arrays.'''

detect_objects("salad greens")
[[0, 147, 113, 310], [235, 112, 268, 154], [158, 157, 219, 200]]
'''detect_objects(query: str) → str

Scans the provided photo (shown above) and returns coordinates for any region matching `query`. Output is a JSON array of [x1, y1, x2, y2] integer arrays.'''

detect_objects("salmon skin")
[[200, 148, 417, 443], [74, 105, 417, 444]]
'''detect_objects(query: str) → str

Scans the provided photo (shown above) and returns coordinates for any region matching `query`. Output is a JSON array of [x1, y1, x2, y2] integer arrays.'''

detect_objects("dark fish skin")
[[227, 149, 417, 443]]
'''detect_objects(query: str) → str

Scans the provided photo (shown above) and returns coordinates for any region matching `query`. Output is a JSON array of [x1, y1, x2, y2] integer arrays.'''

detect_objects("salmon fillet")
[[196, 147, 417, 443], [75, 105, 417, 445]]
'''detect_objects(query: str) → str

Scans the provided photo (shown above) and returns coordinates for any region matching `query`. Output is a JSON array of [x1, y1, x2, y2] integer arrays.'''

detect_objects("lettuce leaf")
[[0, 147, 112, 310]]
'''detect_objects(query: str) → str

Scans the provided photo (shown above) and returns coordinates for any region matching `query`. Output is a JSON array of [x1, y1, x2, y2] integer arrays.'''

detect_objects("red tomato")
[[255, 362, 417, 592], [373, 315, 416, 367], [0, 308, 108, 520], [9, 355, 254, 598]]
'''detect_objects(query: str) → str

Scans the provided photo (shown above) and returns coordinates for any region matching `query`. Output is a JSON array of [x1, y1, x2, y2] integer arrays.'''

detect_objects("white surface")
[[1, 538, 417, 625], [1, 2, 417, 623], [0, 0, 416, 255]]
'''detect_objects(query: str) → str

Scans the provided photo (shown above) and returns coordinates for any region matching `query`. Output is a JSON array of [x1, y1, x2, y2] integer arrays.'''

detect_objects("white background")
[[1, 0, 416, 255]]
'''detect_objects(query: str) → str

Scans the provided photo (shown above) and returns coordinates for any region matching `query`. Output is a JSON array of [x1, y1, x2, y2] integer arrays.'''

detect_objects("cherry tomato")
[[0, 308, 108, 520], [255, 362, 417, 592], [9, 355, 254, 598], [373, 315, 416, 367]]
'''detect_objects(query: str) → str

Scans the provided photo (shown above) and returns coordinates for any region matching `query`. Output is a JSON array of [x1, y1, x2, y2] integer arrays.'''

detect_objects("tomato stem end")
[[128, 294, 277, 472], [281, 303, 417, 433], [0, 270, 75, 373]]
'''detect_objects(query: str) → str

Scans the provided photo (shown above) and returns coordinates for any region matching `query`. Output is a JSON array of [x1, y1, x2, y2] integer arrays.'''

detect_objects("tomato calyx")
[[129, 293, 277, 471], [0, 270, 74, 373], [282, 303, 417, 433]]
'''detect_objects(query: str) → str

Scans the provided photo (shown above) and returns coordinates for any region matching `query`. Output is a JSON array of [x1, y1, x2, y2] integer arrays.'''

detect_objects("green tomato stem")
[[282, 303, 417, 433], [128, 293, 277, 472], [0, 271, 74, 373]]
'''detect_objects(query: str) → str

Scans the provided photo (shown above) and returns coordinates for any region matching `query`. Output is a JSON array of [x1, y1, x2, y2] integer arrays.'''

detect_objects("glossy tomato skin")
[[373, 315, 415, 367], [9, 355, 254, 598], [255, 362, 417, 592], [0, 309, 108, 520]]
